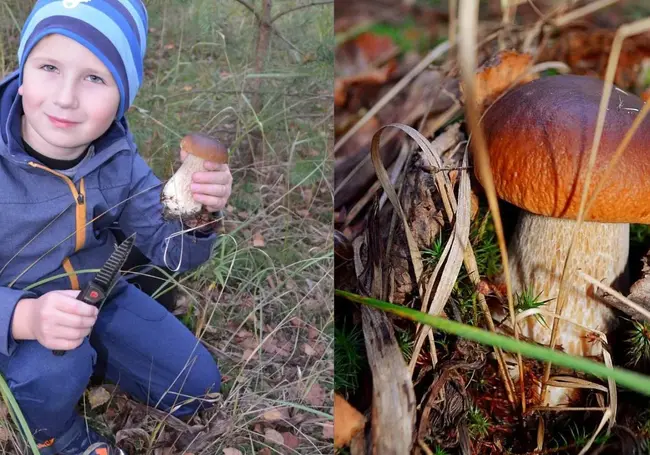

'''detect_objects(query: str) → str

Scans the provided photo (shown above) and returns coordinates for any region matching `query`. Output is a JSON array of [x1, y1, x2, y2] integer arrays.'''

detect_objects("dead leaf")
[[182, 85, 193, 91], [282, 432, 300, 449], [0, 427, 10, 442], [305, 382, 326, 407], [258, 449, 271, 455], [252, 230, 265, 248], [87, 386, 111, 410], [264, 428, 284, 445], [263, 408, 289, 422], [334, 32, 399, 107], [308, 325, 320, 340], [467, 49, 537, 112], [115, 428, 149, 445], [301, 187, 313, 203], [303, 343, 316, 356], [334, 393, 366, 448], [539, 27, 650, 90], [223, 449, 243, 455], [322, 422, 334, 440]]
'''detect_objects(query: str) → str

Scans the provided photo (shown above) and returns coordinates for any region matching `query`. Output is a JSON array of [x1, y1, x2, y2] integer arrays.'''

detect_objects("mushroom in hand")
[[479, 74, 650, 405], [161, 132, 228, 222]]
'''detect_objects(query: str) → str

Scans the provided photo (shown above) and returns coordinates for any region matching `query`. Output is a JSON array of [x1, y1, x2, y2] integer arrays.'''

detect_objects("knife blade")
[[53, 233, 136, 356]]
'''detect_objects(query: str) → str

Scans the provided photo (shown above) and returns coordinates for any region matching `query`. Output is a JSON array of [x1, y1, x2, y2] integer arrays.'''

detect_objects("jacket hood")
[[0, 70, 133, 177]]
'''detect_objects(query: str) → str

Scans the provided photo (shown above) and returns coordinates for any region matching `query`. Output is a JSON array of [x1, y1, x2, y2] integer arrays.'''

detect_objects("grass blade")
[[335, 289, 650, 398]]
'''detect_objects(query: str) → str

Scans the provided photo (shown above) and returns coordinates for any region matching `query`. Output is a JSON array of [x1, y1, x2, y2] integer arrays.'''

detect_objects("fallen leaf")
[[87, 386, 111, 410], [282, 432, 300, 449], [241, 348, 254, 360], [252, 230, 265, 248], [182, 85, 193, 91], [305, 382, 326, 407], [258, 449, 271, 455], [303, 343, 316, 356], [289, 316, 304, 327], [334, 393, 366, 448], [115, 428, 149, 445], [467, 49, 537, 112], [0, 427, 10, 442], [301, 187, 313, 203], [308, 326, 320, 340], [322, 422, 334, 440], [264, 428, 284, 445], [296, 209, 310, 218], [263, 408, 289, 422], [223, 449, 243, 455], [164, 43, 175, 50]]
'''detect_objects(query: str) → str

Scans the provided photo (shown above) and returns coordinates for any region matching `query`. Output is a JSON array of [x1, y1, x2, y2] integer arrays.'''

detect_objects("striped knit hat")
[[17, 0, 148, 120]]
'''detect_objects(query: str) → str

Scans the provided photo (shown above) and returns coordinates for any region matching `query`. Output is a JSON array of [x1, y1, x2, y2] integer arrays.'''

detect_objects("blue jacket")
[[0, 70, 217, 356]]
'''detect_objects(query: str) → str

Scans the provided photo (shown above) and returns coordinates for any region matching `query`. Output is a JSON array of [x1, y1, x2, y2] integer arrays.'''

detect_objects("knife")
[[53, 232, 136, 356]]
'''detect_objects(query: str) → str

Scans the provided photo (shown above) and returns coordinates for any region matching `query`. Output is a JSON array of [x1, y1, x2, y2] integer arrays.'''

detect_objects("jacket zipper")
[[28, 162, 87, 289]]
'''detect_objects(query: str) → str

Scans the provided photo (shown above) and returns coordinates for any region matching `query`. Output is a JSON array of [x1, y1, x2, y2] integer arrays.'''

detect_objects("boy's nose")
[[53, 79, 78, 110]]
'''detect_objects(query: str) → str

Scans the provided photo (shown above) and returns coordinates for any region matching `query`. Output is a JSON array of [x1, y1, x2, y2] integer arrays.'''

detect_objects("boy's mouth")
[[46, 114, 80, 128]]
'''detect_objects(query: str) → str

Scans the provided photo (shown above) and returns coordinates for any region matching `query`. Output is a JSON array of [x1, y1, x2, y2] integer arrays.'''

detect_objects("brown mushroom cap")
[[479, 74, 650, 223], [180, 133, 228, 163]]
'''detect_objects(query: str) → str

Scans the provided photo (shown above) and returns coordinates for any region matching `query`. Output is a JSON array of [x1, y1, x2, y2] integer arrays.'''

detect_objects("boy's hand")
[[13, 291, 99, 351], [180, 149, 232, 212]]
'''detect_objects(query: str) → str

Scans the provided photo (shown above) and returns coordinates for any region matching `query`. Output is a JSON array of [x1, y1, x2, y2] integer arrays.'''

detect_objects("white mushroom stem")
[[161, 153, 204, 219], [495, 212, 628, 406]]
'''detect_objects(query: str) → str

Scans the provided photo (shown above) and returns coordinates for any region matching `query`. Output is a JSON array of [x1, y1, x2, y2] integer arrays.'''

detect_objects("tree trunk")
[[251, 0, 272, 114]]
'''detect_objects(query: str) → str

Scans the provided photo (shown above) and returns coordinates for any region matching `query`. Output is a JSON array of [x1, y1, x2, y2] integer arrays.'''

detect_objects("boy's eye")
[[87, 75, 105, 84], [40, 64, 57, 72]]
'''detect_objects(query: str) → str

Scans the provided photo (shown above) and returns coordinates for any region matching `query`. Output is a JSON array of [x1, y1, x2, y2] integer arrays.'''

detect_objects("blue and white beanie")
[[16, 0, 148, 120]]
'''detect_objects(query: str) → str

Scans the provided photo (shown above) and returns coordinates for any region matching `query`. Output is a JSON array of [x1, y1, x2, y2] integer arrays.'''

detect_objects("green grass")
[[334, 322, 366, 393], [467, 406, 490, 439]]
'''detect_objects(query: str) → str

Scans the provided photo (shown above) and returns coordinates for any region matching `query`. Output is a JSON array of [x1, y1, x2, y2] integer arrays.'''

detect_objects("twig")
[[458, 0, 525, 412], [231, 0, 304, 55], [579, 271, 650, 323], [271, 0, 333, 23]]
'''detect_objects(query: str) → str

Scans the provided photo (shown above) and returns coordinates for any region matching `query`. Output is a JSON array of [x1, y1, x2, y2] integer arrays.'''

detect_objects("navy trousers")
[[0, 282, 221, 453]]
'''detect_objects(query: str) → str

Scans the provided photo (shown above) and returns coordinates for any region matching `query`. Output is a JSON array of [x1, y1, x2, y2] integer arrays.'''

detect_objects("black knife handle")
[[52, 282, 107, 356], [76, 282, 107, 308]]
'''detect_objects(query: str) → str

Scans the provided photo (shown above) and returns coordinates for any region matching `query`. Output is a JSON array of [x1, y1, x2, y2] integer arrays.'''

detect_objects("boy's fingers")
[[56, 290, 81, 299], [190, 183, 230, 197], [192, 171, 232, 185], [57, 313, 97, 329], [52, 326, 92, 341], [192, 194, 226, 209], [203, 162, 228, 171], [56, 299, 99, 318], [50, 338, 82, 351]]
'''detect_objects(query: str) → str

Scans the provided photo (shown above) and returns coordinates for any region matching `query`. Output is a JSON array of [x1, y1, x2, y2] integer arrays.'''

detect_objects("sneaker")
[[82, 442, 126, 455]]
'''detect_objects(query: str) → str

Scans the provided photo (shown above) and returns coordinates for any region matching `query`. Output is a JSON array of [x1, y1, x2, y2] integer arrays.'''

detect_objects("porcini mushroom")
[[161, 132, 228, 221], [478, 74, 650, 405]]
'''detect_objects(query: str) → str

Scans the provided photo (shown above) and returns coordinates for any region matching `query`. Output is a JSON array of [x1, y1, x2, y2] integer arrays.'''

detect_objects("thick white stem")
[[496, 212, 628, 405], [161, 154, 204, 219]]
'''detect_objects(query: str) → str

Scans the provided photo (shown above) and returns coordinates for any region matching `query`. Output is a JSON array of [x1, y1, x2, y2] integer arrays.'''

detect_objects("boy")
[[0, 1, 233, 454]]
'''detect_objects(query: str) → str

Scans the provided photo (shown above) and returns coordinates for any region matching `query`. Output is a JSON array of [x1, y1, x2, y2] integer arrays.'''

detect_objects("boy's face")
[[18, 34, 120, 160]]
